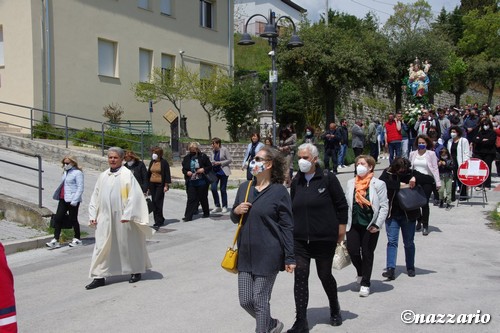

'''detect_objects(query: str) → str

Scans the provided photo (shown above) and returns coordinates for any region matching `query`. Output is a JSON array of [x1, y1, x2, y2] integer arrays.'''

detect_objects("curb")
[[3, 235, 53, 255]]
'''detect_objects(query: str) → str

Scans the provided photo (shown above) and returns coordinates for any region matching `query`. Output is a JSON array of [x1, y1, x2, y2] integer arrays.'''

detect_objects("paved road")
[[2, 151, 500, 332]]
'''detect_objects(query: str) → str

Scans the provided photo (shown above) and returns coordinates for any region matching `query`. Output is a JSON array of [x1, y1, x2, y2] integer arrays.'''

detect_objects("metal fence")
[[0, 146, 44, 208], [0, 100, 148, 159]]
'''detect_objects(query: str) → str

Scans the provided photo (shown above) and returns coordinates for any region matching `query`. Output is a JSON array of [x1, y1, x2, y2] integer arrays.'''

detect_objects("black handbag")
[[49, 213, 74, 229], [205, 170, 218, 184], [146, 197, 154, 214], [397, 185, 427, 211]]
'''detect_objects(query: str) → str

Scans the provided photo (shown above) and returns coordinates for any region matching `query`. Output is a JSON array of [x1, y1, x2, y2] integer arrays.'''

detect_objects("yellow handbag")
[[221, 180, 253, 274]]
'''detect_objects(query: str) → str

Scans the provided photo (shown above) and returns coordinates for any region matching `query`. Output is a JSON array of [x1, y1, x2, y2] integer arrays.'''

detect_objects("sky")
[[292, 0, 462, 24]]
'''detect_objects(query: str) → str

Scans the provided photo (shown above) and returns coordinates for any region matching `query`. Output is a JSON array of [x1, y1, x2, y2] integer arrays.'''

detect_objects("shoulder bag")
[[205, 170, 218, 184], [332, 241, 351, 270], [397, 185, 427, 211], [221, 180, 253, 274]]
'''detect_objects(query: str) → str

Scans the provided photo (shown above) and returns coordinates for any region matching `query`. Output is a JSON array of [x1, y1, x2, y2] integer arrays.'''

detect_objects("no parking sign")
[[457, 158, 489, 187]]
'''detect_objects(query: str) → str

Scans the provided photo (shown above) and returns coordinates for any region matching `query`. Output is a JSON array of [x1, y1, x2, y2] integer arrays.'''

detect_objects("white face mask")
[[152, 153, 158, 160], [63, 163, 73, 171], [450, 132, 457, 138], [249, 160, 265, 176], [356, 164, 369, 177], [127, 160, 134, 166], [306, 131, 312, 136], [483, 125, 490, 130], [298, 158, 312, 173]]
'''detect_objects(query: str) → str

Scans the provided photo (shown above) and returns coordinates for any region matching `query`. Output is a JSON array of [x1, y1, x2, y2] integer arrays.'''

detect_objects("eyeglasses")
[[253, 156, 269, 162]]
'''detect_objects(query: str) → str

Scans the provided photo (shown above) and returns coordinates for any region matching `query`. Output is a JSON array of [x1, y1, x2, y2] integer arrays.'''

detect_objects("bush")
[[72, 128, 100, 146], [33, 115, 65, 139]]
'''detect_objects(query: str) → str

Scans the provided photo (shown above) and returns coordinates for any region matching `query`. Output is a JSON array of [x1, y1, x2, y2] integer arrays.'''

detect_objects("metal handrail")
[[0, 100, 147, 159], [0, 146, 44, 208]]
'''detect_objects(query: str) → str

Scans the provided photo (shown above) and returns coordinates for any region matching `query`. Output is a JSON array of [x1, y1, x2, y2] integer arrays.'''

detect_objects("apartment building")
[[0, 0, 233, 140], [235, 0, 306, 35]]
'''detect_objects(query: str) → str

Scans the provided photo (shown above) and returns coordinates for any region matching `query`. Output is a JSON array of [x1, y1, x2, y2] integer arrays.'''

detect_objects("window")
[[161, 53, 174, 77], [160, 0, 172, 16], [139, 48, 152, 82], [200, 63, 214, 90], [98, 39, 117, 77], [137, 0, 150, 10], [0, 26, 4, 66], [200, 0, 215, 29]]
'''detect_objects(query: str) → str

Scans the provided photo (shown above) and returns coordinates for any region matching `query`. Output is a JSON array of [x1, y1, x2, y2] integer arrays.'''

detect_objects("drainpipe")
[[227, 0, 233, 76], [42, 0, 51, 116]]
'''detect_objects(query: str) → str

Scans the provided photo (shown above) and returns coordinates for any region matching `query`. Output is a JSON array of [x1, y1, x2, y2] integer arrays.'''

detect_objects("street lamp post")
[[238, 9, 304, 146]]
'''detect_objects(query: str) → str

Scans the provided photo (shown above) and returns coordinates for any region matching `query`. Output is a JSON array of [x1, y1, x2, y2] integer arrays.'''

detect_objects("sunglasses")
[[253, 156, 269, 162]]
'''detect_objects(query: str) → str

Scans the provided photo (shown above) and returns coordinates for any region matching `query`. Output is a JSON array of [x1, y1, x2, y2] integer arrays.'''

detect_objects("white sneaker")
[[211, 207, 222, 213], [356, 276, 362, 284], [221, 207, 228, 213], [68, 238, 82, 247], [46, 238, 60, 249], [359, 286, 370, 297]]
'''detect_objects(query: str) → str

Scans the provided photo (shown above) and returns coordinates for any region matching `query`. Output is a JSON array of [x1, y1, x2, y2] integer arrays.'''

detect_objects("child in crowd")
[[438, 148, 454, 210]]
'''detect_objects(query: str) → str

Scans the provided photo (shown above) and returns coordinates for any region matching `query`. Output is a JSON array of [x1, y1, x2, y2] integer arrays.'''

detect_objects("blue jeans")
[[337, 144, 347, 166], [388, 141, 402, 164], [211, 174, 228, 208], [385, 216, 416, 270]]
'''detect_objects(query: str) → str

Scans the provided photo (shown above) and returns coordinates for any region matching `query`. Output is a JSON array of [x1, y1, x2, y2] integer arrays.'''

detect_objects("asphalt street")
[[2, 150, 500, 332]]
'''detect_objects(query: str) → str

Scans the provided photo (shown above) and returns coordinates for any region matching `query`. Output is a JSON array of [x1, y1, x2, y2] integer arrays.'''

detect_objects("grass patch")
[[0, 211, 5, 220], [488, 205, 500, 230]]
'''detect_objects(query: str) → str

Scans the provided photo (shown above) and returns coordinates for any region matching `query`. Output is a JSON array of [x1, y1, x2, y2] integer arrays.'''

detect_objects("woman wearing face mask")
[[46, 156, 84, 249], [379, 157, 423, 279], [124, 150, 148, 194], [147, 147, 171, 229], [345, 155, 388, 297], [447, 125, 471, 200], [472, 118, 496, 190], [242, 132, 265, 181], [409, 135, 441, 236], [181, 142, 213, 222], [303, 126, 316, 144], [287, 143, 348, 332], [231, 146, 295, 333]]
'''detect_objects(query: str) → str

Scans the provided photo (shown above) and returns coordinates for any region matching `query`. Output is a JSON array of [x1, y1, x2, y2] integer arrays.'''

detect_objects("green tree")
[[215, 78, 259, 142], [458, 5, 500, 105], [441, 53, 469, 105], [279, 11, 393, 126], [187, 67, 232, 139], [132, 66, 191, 136], [460, 0, 498, 14]]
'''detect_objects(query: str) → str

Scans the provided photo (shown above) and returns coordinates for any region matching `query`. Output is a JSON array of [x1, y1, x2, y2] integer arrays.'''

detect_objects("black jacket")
[[230, 181, 295, 275], [125, 160, 149, 193], [472, 129, 496, 156], [181, 152, 212, 184], [147, 158, 171, 189], [379, 169, 423, 220], [290, 168, 348, 242]]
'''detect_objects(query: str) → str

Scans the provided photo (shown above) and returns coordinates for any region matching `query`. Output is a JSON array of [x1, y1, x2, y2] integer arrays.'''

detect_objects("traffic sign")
[[457, 158, 489, 187]]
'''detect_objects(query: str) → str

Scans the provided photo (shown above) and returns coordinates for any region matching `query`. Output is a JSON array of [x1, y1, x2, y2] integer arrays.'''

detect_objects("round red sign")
[[457, 158, 489, 187]]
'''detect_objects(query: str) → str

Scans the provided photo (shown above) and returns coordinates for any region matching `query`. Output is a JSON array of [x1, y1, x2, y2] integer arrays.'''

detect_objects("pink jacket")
[[409, 150, 441, 187]]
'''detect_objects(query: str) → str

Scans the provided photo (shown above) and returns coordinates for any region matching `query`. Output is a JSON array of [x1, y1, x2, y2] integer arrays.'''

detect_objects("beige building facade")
[[0, 0, 233, 140]]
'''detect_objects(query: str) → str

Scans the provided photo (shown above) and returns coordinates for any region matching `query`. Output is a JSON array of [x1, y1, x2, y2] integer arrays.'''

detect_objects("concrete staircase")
[[183, 143, 248, 167], [0, 122, 23, 134]]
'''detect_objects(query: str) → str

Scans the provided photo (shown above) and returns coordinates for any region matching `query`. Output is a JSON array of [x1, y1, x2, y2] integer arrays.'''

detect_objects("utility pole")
[[325, 0, 329, 26]]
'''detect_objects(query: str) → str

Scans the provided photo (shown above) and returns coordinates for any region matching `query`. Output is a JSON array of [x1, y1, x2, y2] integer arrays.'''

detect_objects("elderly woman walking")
[[231, 146, 295, 333], [346, 155, 388, 297]]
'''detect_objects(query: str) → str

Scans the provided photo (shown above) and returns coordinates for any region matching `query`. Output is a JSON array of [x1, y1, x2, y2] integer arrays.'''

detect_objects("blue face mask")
[[418, 144, 427, 150]]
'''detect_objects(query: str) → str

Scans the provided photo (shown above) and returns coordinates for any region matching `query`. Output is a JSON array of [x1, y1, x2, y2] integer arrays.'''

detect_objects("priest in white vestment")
[[85, 147, 153, 290]]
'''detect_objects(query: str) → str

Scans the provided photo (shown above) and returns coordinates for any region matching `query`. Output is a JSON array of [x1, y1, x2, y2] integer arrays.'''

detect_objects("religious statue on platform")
[[260, 81, 271, 110], [407, 57, 430, 98]]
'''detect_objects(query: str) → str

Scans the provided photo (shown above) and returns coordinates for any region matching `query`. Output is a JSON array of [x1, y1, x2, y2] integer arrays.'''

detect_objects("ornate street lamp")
[[238, 9, 304, 145]]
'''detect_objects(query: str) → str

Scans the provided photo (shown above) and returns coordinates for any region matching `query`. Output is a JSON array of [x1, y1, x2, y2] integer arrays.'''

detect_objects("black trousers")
[[353, 147, 364, 158], [346, 223, 379, 287], [324, 147, 339, 172], [369, 142, 379, 162], [184, 183, 209, 220], [474, 153, 495, 188], [54, 199, 80, 240], [150, 183, 165, 226], [418, 175, 435, 228]]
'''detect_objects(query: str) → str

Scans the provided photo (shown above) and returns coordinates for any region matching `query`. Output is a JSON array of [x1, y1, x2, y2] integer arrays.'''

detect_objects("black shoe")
[[202, 213, 210, 218], [382, 268, 395, 280], [85, 278, 105, 290], [407, 269, 416, 277], [330, 311, 342, 327], [433, 199, 440, 206], [287, 318, 309, 333], [152, 225, 160, 231], [416, 222, 422, 231], [182, 217, 192, 222], [129, 273, 141, 283], [422, 227, 429, 236], [439, 200, 444, 208]]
